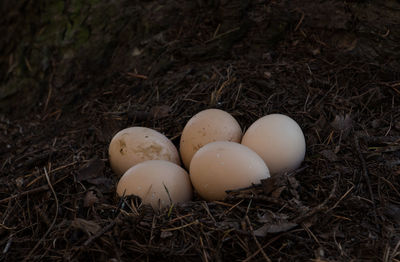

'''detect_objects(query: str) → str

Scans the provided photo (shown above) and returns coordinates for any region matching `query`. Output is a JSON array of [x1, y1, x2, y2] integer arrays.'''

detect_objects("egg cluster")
[[109, 109, 306, 210]]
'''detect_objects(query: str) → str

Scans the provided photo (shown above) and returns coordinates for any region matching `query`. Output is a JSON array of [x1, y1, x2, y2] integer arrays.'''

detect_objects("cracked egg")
[[108, 127, 180, 176]]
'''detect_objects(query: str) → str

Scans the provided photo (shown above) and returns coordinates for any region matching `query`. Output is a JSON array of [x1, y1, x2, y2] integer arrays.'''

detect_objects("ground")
[[1, 0, 400, 261]]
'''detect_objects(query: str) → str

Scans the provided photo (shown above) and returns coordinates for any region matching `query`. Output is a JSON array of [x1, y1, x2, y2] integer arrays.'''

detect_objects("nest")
[[1, 0, 400, 261]]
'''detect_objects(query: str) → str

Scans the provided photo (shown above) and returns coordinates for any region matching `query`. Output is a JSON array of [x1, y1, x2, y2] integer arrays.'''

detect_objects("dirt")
[[1, 0, 400, 261]]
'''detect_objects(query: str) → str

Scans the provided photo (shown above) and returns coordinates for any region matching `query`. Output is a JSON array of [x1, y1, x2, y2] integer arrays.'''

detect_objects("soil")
[[1, 0, 400, 261]]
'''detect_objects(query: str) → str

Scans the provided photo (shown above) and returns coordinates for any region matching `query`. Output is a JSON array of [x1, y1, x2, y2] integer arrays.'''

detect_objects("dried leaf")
[[77, 159, 113, 193], [320, 149, 338, 162], [331, 114, 353, 131], [86, 177, 112, 186], [261, 174, 300, 199], [77, 158, 105, 182], [86, 177, 114, 193], [261, 174, 289, 195], [271, 186, 285, 198], [333, 32, 358, 51], [294, 1, 351, 29], [253, 222, 298, 237], [258, 211, 289, 223], [160, 231, 173, 239], [260, 177, 278, 195], [371, 119, 381, 129], [289, 198, 310, 215], [287, 176, 300, 189], [129, 105, 170, 121], [71, 218, 101, 236], [83, 191, 99, 207], [384, 204, 400, 223], [395, 121, 400, 131], [150, 105, 170, 119], [15, 177, 24, 188], [217, 220, 240, 230]]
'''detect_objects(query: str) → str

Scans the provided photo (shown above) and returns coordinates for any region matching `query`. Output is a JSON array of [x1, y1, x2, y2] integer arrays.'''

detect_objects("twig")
[[301, 223, 321, 246], [294, 10, 305, 32], [225, 184, 259, 193], [167, 213, 193, 224], [380, 176, 400, 199], [23, 167, 59, 261], [294, 180, 337, 224], [389, 239, 400, 262], [329, 184, 354, 211], [43, 85, 52, 113], [202, 202, 217, 224], [0, 160, 75, 204], [161, 220, 199, 232], [83, 220, 116, 247], [226, 194, 288, 207], [43, 59, 55, 114], [354, 135, 377, 224], [83, 197, 125, 247], [16, 151, 51, 168], [219, 200, 244, 218], [2, 236, 12, 254], [126, 72, 148, 79], [199, 236, 209, 262], [361, 135, 400, 144], [0, 185, 49, 204], [205, 27, 240, 43], [149, 215, 157, 246], [242, 229, 304, 262], [245, 216, 271, 262]]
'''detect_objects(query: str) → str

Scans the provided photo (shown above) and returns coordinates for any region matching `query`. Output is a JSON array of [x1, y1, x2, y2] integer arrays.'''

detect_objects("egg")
[[241, 114, 306, 174], [189, 141, 270, 201], [108, 127, 180, 176], [116, 160, 192, 210], [180, 109, 242, 169]]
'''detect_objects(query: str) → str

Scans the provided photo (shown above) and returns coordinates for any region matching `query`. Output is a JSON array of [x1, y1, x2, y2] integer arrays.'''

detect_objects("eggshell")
[[241, 114, 306, 174], [108, 127, 180, 176], [116, 160, 192, 210], [190, 141, 270, 201], [180, 109, 242, 169]]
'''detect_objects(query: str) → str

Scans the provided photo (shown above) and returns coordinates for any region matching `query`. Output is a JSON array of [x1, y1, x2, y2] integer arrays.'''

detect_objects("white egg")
[[241, 114, 306, 174], [180, 109, 242, 169], [190, 141, 270, 201], [116, 160, 192, 210]]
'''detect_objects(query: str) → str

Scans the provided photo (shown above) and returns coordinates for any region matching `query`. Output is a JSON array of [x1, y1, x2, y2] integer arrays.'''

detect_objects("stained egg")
[[180, 109, 242, 169], [189, 141, 270, 201], [108, 127, 180, 176], [241, 114, 306, 174], [116, 160, 192, 210]]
